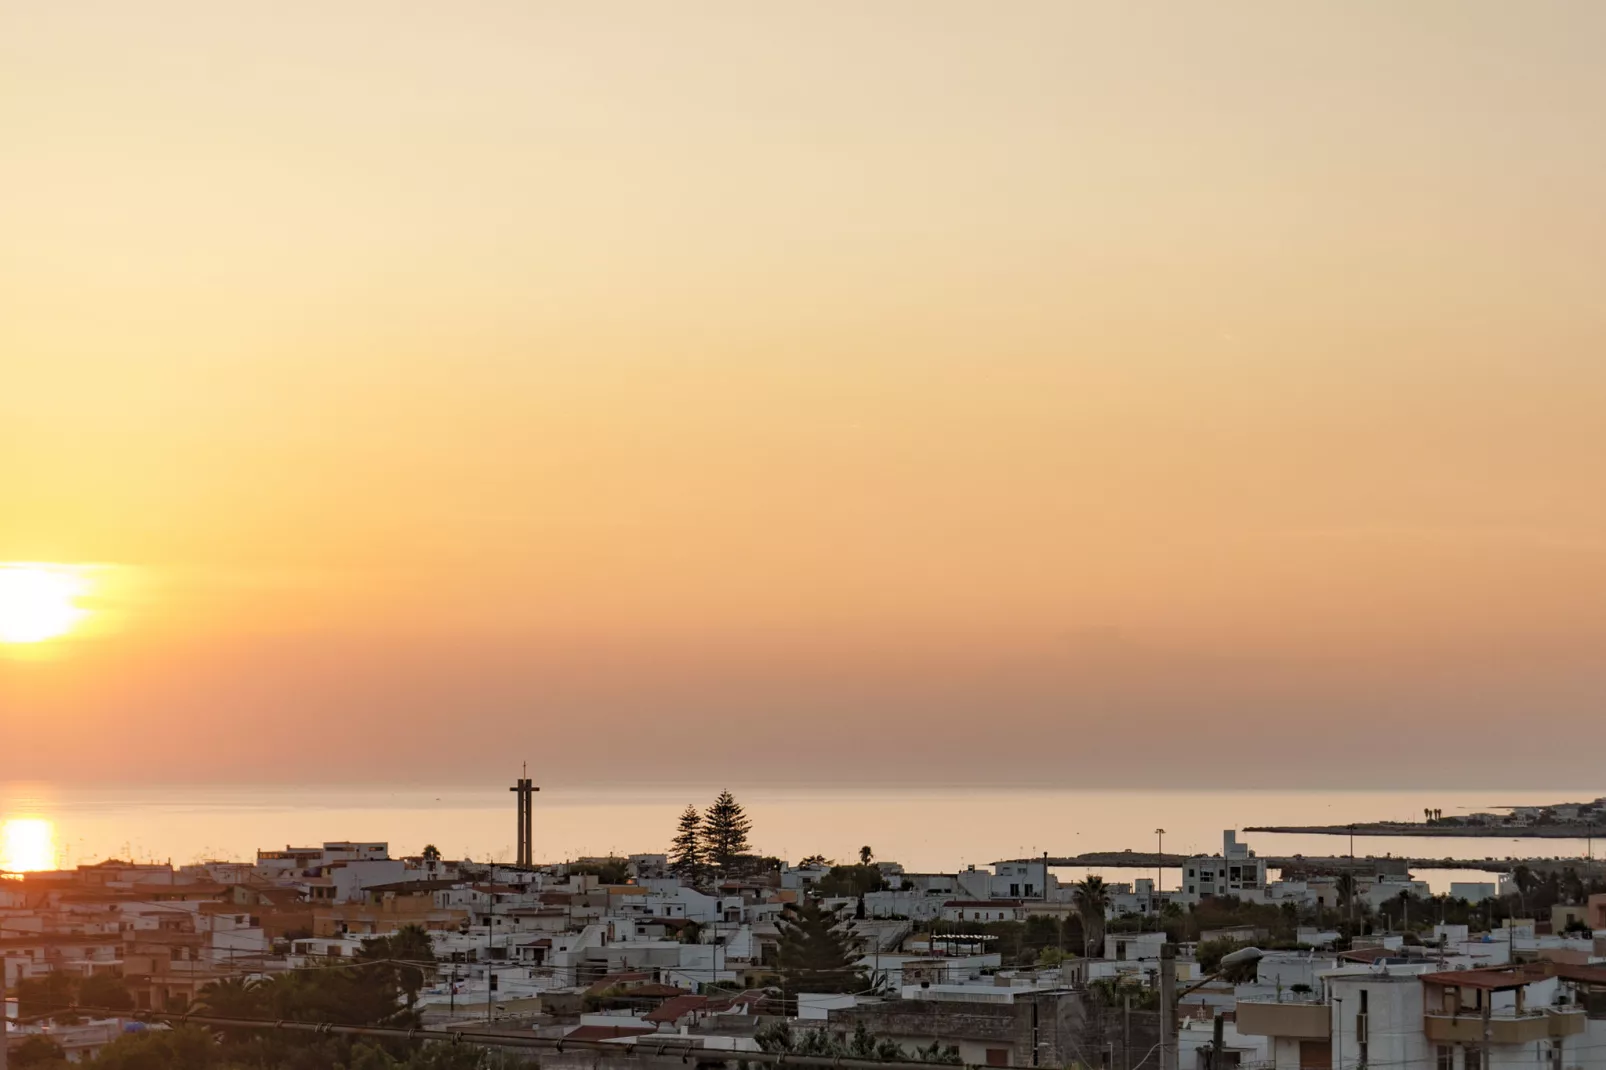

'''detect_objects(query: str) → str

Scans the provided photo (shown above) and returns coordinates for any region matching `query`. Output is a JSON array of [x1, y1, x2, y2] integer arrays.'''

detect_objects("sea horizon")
[[4, 782, 1597, 893]]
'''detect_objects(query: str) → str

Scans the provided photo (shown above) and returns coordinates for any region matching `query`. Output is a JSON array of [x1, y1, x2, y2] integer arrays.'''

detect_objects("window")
[[1436, 1046, 1453, 1070], [1463, 1048, 1481, 1070], [1010, 884, 1020, 897], [1025, 884, 1035, 897]]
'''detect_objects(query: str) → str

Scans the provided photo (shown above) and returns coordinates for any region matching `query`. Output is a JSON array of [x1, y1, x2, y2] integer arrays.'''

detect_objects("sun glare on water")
[[0, 564, 91, 643], [0, 818, 59, 873]]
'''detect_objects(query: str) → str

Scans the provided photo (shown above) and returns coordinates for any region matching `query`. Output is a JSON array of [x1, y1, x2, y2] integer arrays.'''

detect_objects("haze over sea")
[[2, 784, 1597, 894]]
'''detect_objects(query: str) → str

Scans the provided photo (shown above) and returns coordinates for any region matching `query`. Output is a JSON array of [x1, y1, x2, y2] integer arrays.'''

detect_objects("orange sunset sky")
[[3, 2, 1604, 786]]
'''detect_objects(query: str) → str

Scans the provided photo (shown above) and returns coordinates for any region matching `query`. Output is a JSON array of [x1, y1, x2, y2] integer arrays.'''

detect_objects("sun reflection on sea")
[[0, 818, 59, 873]]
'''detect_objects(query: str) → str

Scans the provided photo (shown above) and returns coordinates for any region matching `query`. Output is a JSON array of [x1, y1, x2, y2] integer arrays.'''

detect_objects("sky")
[[3, 1, 1605, 789]]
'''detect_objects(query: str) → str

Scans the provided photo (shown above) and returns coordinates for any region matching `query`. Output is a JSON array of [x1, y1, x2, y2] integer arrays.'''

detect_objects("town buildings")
[[4, 824, 1603, 1068]]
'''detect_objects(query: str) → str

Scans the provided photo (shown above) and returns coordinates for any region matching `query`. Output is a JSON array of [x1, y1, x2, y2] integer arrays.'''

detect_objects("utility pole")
[[1480, 989, 1493, 1070], [1159, 944, 1177, 1070], [1334, 997, 1343, 1070], [1123, 993, 1132, 1070], [485, 883, 496, 1024]]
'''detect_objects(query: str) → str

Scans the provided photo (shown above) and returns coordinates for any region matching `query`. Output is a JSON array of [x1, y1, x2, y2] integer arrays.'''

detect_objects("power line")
[[15, 1005, 986, 1069]]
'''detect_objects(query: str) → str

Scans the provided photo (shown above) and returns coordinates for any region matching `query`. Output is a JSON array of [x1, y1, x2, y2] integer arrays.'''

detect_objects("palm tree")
[[1075, 876, 1112, 957], [196, 976, 264, 1018], [860, 846, 875, 866], [1511, 864, 1538, 916], [358, 923, 436, 1007], [1562, 867, 1586, 905], [253, 971, 308, 1020], [1335, 871, 1357, 927]]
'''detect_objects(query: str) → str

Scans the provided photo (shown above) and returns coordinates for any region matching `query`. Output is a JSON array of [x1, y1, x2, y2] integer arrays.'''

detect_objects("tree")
[[421, 844, 441, 863], [83, 1026, 219, 1070], [860, 846, 875, 866], [775, 900, 867, 998], [818, 864, 886, 898], [670, 804, 703, 880], [1335, 872, 1356, 909], [1512, 864, 1538, 913], [1197, 938, 1256, 980], [799, 854, 833, 868], [702, 791, 752, 872], [568, 857, 629, 884], [79, 973, 134, 1012], [912, 1040, 963, 1064], [17, 971, 78, 1021], [197, 975, 265, 1018], [359, 923, 437, 1007], [1022, 914, 1063, 956], [12, 1035, 67, 1068], [1075, 876, 1112, 956]]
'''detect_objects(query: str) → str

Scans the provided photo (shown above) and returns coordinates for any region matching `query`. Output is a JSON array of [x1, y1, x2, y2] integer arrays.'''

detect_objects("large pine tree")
[[775, 900, 866, 998], [670, 804, 703, 880], [702, 790, 752, 871]]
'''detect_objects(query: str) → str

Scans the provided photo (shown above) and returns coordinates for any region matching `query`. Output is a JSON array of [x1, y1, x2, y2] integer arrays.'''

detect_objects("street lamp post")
[[1155, 829, 1166, 913], [1348, 825, 1357, 936]]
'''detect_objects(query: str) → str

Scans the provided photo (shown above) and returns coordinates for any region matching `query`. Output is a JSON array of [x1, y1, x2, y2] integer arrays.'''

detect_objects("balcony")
[[1422, 1008, 1586, 1045], [1237, 1001, 1331, 1040]]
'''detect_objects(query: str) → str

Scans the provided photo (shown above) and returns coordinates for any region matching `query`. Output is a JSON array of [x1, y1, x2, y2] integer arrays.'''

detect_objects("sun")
[[0, 564, 91, 643], [0, 818, 59, 872]]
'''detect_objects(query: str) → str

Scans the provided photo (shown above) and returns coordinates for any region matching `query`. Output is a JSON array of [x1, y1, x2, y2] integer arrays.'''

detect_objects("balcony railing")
[[1237, 1000, 1331, 1040], [1422, 1008, 1585, 1045]]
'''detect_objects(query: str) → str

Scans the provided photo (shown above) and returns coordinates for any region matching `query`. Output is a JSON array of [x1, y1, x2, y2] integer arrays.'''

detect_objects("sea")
[[1, 784, 1598, 894]]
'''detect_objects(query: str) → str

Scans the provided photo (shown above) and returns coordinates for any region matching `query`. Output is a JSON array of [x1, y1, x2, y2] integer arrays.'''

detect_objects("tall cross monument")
[[509, 764, 539, 867]]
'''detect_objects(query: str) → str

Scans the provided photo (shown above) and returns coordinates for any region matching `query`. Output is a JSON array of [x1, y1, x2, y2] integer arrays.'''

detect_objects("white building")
[[1236, 961, 1605, 1070], [1451, 882, 1499, 904], [940, 900, 1026, 924], [990, 861, 1057, 901], [1104, 931, 1167, 962], [780, 864, 832, 892], [1178, 832, 1267, 904], [1360, 874, 1431, 910]]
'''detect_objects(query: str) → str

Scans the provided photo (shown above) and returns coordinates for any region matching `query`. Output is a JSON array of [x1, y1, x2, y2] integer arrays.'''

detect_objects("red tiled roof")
[[1420, 963, 1554, 990], [1553, 964, 1606, 986], [585, 972, 653, 994], [643, 994, 708, 1024]]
